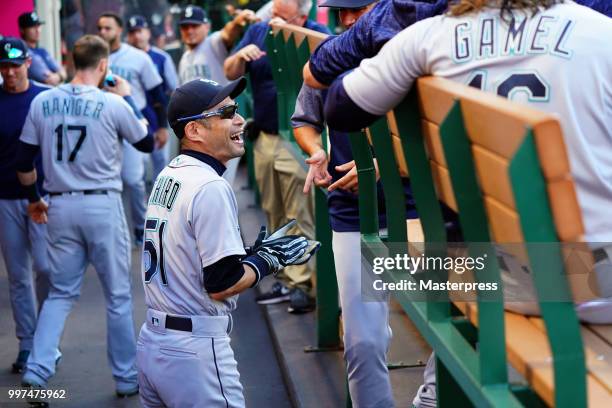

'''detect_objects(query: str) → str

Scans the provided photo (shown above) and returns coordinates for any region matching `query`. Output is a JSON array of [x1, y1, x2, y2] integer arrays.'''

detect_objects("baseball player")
[[98, 12, 168, 246], [290, 1, 417, 406], [15, 34, 154, 399], [0, 37, 60, 374], [136, 77, 319, 407], [18, 11, 66, 86], [177, 4, 259, 185], [324, 1, 612, 406], [127, 14, 178, 180]]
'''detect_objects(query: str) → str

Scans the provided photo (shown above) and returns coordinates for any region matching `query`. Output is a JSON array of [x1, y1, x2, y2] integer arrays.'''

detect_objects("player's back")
[[355, 2, 612, 242], [142, 154, 245, 317], [21, 84, 146, 193]]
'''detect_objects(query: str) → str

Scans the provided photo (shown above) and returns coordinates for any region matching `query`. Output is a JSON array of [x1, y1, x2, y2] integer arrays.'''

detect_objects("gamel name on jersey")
[[149, 176, 182, 211]]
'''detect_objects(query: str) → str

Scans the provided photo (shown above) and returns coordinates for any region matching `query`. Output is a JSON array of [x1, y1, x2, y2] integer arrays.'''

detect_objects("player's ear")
[[98, 58, 108, 75]]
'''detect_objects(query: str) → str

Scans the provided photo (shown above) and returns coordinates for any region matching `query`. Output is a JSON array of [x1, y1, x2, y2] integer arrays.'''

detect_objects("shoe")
[[133, 228, 144, 248], [21, 380, 49, 407], [12, 350, 29, 374], [255, 282, 291, 304], [116, 384, 139, 398], [287, 288, 315, 314]]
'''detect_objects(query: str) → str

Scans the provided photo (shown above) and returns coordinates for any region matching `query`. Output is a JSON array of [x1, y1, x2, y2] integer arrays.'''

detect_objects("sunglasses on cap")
[[174, 103, 239, 125]]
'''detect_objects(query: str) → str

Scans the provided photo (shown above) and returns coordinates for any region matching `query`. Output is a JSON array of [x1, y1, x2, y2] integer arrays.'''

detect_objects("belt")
[[593, 248, 610, 264], [49, 189, 108, 197], [165, 315, 193, 332]]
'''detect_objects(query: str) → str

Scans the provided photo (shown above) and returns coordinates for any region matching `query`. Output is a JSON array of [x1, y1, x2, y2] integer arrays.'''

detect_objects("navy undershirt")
[[0, 82, 49, 199]]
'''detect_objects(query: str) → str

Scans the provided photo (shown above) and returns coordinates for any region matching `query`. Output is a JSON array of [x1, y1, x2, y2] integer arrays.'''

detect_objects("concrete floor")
[[0, 165, 291, 408]]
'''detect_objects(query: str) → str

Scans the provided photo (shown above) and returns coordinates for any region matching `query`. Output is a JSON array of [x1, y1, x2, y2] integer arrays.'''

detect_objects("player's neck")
[[25, 40, 37, 49], [3, 78, 29, 94], [71, 70, 101, 87], [110, 40, 121, 52]]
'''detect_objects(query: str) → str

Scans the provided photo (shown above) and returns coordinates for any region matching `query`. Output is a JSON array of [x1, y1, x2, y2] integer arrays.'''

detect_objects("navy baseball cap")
[[0, 37, 30, 65], [18, 11, 45, 28], [319, 0, 376, 8], [168, 77, 247, 138], [127, 15, 148, 31], [179, 5, 209, 25]]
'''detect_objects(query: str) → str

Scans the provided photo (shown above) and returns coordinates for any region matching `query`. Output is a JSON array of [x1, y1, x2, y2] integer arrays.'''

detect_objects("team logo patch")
[[199, 78, 219, 86], [185, 6, 193, 18], [5, 45, 24, 59], [130, 17, 137, 27], [152, 317, 160, 327]]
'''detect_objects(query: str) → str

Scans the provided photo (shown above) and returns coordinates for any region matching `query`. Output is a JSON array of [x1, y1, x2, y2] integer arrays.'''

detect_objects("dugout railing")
[[264, 22, 612, 407]]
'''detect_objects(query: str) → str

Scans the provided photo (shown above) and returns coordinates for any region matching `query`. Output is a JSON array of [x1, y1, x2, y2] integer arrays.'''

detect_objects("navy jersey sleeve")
[[308, 0, 447, 85]]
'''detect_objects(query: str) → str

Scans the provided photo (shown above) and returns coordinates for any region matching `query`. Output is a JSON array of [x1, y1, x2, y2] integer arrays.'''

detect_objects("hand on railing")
[[303, 149, 332, 193], [328, 158, 379, 194]]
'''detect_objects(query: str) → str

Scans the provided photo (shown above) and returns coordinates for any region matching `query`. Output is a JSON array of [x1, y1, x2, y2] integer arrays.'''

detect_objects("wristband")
[[242, 253, 271, 287], [23, 183, 41, 203]]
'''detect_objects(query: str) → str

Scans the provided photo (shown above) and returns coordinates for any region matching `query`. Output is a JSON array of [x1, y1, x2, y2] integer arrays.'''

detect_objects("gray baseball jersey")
[[142, 154, 246, 317], [343, 2, 612, 243], [178, 31, 229, 85], [20, 84, 147, 192], [110, 43, 163, 110]]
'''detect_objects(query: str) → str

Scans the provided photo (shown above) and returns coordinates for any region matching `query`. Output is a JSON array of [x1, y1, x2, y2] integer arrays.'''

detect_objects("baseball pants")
[[122, 140, 147, 233], [138, 309, 244, 408], [254, 131, 315, 290], [23, 192, 137, 390], [0, 199, 50, 352], [332, 231, 394, 408]]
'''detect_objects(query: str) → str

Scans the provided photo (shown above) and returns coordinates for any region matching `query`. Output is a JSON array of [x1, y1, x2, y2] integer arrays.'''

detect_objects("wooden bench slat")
[[529, 317, 612, 394], [483, 196, 524, 243], [463, 304, 611, 407], [429, 161, 457, 211], [547, 179, 585, 242], [422, 120, 447, 167], [472, 145, 515, 209]]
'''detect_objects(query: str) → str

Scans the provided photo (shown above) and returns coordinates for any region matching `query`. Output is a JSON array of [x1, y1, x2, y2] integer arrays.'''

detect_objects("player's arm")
[[147, 84, 169, 148], [15, 141, 48, 224], [204, 256, 258, 301], [305, 0, 410, 88], [220, 9, 259, 50], [291, 84, 332, 192], [106, 76, 155, 152], [224, 26, 265, 80], [325, 23, 425, 132]]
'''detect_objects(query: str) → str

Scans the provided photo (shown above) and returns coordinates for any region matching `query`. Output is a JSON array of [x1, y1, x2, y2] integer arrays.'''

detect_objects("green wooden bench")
[[265, 23, 612, 407]]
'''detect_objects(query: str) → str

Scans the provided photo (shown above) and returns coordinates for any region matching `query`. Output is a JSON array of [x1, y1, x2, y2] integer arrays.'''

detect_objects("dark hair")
[[98, 12, 123, 28], [72, 35, 109, 70], [449, 0, 563, 21]]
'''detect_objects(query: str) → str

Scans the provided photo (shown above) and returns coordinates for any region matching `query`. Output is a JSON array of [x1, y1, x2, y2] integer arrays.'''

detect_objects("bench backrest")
[[265, 22, 602, 407]]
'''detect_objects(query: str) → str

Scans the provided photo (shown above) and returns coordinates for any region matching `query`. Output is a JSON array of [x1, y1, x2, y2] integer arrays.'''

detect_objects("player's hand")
[[269, 17, 287, 26], [238, 44, 266, 62], [105, 74, 131, 97], [303, 149, 332, 193], [45, 72, 62, 86], [233, 9, 259, 26], [27, 199, 49, 224], [328, 159, 380, 193], [154, 128, 169, 149]]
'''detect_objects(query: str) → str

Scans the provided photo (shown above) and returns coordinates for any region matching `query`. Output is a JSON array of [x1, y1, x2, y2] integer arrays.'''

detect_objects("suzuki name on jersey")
[[149, 176, 181, 211], [42, 96, 104, 119], [453, 15, 574, 62]]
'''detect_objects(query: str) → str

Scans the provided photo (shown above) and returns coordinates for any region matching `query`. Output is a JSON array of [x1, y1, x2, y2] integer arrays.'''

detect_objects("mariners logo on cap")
[[4, 43, 24, 59], [31, 12, 39, 21], [130, 17, 138, 27], [185, 6, 194, 18], [199, 78, 219, 86]]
